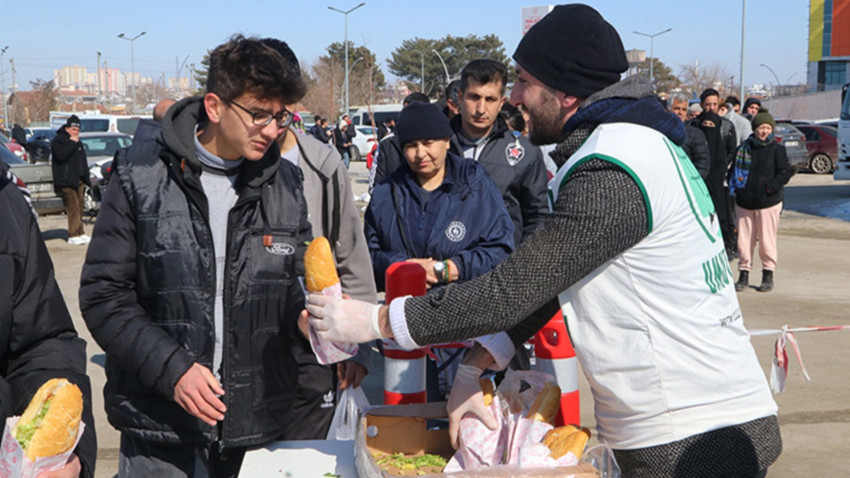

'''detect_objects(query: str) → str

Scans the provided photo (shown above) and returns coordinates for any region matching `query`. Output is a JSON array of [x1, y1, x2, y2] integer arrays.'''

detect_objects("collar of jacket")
[[293, 128, 337, 179], [397, 151, 489, 199]]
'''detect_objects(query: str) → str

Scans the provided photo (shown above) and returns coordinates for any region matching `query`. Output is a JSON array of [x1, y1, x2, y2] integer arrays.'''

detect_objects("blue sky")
[[4, 0, 808, 91]]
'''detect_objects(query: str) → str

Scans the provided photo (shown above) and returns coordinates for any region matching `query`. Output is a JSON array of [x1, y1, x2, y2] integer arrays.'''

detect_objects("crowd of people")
[[0, 3, 789, 477]]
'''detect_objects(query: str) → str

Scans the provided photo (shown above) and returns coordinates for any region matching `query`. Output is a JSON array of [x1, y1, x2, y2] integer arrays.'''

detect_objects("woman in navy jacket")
[[364, 102, 514, 401], [364, 102, 514, 292]]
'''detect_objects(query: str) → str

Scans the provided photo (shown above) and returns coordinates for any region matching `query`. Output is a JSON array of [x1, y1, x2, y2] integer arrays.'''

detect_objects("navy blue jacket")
[[365, 152, 514, 291]]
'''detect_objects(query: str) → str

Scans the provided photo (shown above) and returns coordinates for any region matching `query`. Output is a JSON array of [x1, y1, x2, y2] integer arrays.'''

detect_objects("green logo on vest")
[[702, 249, 733, 293]]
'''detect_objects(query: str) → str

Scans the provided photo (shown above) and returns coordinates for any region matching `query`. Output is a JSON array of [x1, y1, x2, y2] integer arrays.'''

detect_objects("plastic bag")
[[326, 386, 371, 440]]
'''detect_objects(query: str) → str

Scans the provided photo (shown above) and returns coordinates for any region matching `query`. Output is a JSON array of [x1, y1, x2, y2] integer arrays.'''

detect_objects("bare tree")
[[136, 83, 172, 110], [21, 79, 59, 123], [677, 60, 733, 98]]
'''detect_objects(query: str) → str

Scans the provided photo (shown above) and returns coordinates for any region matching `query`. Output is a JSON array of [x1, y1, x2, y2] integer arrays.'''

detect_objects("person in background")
[[363, 102, 514, 401], [369, 92, 431, 193], [668, 92, 710, 178], [743, 97, 762, 119], [51, 115, 91, 245], [333, 119, 352, 169], [731, 108, 795, 293], [442, 79, 462, 120], [687, 102, 702, 120], [80, 35, 310, 477], [449, 59, 549, 250], [0, 160, 97, 478], [719, 101, 753, 145], [132, 98, 176, 144], [377, 117, 395, 141], [264, 37, 378, 440], [11, 123, 26, 147], [305, 5, 781, 477], [500, 102, 527, 135], [726, 95, 742, 114]]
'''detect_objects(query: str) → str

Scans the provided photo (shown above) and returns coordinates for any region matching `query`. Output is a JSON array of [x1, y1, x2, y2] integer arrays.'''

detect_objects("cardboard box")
[[355, 402, 599, 478]]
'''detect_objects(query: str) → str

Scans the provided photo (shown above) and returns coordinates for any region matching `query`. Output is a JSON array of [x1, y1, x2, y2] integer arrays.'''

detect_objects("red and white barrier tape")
[[750, 325, 850, 393]]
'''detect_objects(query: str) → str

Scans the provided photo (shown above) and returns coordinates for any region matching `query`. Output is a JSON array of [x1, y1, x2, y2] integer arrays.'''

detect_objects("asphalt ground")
[[39, 161, 850, 477]]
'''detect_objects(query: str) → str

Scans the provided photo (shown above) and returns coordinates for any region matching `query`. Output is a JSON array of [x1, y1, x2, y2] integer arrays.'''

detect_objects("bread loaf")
[[13, 378, 83, 460], [541, 425, 591, 459], [304, 237, 340, 292], [526, 381, 561, 424], [479, 378, 496, 407]]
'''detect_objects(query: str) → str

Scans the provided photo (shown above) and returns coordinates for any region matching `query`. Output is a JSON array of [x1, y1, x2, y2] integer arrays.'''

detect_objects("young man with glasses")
[[80, 35, 310, 477]]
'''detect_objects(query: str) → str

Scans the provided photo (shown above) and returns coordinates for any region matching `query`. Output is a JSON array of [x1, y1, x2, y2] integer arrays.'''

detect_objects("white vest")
[[549, 123, 776, 449]]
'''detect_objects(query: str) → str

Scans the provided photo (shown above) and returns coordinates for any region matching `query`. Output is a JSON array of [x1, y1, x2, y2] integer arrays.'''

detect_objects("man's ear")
[[204, 93, 224, 124]]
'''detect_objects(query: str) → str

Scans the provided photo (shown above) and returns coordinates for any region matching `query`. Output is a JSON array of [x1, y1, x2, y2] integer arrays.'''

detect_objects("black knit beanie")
[[743, 97, 762, 111], [395, 102, 453, 146], [66, 114, 81, 128], [751, 108, 775, 130], [512, 4, 628, 98]]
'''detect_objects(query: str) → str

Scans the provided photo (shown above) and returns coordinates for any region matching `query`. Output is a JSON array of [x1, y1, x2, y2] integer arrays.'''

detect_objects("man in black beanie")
[[51, 114, 91, 245], [305, 5, 781, 476]]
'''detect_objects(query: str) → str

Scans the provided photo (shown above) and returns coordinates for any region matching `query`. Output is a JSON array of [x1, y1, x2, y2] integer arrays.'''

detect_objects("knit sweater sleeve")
[[402, 158, 648, 346]]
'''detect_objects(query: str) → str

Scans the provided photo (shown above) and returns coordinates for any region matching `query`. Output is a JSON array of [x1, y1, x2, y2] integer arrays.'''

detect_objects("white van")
[[48, 113, 150, 136], [348, 104, 404, 128]]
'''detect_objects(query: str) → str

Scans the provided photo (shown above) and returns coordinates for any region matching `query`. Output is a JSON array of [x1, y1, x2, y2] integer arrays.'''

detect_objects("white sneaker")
[[68, 236, 85, 245], [79, 235, 91, 244]]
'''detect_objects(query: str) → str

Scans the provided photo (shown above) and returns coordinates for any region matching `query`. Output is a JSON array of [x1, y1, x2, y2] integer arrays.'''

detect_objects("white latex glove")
[[447, 363, 499, 449], [306, 294, 383, 343]]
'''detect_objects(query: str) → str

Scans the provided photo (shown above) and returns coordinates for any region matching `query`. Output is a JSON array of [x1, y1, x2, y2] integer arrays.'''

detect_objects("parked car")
[[0, 131, 27, 162], [25, 127, 56, 163], [1, 143, 65, 215], [795, 124, 838, 174], [773, 122, 809, 173], [79, 132, 132, 211], [350, 125, 378, 161]]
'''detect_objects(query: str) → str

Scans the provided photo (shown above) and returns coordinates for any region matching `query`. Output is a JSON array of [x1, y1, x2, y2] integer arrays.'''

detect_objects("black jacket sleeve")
[[518, 147, 551, 242], [79, 165, 196, 400], [403, 159, 648, 346], [0, 180, 97, 478], [685, 126, 711, 179]]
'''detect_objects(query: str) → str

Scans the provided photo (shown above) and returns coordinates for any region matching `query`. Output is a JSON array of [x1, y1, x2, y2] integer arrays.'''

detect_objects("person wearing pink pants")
[[729, 109, 794, 292]]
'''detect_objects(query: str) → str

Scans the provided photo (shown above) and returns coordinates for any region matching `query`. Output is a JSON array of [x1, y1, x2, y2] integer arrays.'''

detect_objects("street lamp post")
[[328, 2, 365, 116], [633, 28, 672, 86], [760, 63, 781, 107], [117, 31, 146, 114], [176, 54, 191, 95], [432, 49, 450, 86], [0, 46, 8, 130]]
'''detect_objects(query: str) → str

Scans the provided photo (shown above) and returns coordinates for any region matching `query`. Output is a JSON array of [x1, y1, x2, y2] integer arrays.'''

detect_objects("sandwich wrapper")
[[444, 370, 580, 473], [0, 416, 85, 478], [308, 282, 359, 364]]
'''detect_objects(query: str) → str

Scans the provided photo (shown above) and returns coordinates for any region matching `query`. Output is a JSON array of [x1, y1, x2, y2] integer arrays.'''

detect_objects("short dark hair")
[[445, 79, 461, 103], [207, 34, 306, 104], [725, 95, 740, 106], [460, 59, 508, 96], [500, 102, 525, 132], [403, 92, 430, 105], [700, 88, 720, 102]]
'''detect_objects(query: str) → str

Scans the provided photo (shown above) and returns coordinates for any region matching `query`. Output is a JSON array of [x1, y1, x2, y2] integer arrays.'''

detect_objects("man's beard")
[[526, 92, 564, 146]]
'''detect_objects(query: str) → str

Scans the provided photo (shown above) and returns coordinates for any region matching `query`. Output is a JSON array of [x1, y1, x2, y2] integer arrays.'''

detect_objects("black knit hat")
[[395, 102, 453, 146], [512, 4, 628, 98], [66, 115, 81, 128], [751, 108, 775, 130], [743, 97, 762, 111]]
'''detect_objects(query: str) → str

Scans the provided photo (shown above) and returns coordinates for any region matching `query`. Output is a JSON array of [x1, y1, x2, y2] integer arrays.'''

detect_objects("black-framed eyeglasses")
[[229, 100, 293, 128]]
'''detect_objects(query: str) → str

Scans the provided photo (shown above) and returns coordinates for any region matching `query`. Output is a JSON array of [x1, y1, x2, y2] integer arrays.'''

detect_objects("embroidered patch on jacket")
[[265, 241, 295, 256], [445, 221, 467, 242], [505, 143, 525, 166]]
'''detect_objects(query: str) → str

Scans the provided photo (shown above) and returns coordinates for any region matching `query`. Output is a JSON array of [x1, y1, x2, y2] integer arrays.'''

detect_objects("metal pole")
[[118, 32, 146, 114], [420, 51, 424, 93], [633, 28, 672, 87], [740, 0, 746, 101], [432, 49, 450, 85], [761, 63, 781, 104], [328, 3, 365, 116], [97, 52, 102, 104], [0, 46, 8, 130]]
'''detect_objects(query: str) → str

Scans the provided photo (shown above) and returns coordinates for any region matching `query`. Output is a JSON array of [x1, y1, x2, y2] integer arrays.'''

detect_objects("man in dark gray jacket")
[[449, 59, 549, 248], [266, 37, 377, 440], [80, 35, 310, 477]]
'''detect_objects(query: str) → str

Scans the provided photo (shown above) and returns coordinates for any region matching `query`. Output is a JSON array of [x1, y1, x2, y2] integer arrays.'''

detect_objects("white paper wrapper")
[[447, 370, 583, 472], [308, 282, 359, 365], [0, 416, 85, 478]]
